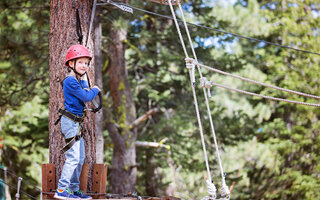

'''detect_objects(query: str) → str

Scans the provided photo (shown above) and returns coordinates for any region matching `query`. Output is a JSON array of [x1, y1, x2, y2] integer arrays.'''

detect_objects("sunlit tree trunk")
[[94, 6, 104, 164], [106, 0, 138, 192], [49, 0, 95, 190]]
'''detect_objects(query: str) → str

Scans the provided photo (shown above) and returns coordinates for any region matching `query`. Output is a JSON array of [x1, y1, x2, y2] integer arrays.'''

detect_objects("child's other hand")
[[93, 85, 101, 92]]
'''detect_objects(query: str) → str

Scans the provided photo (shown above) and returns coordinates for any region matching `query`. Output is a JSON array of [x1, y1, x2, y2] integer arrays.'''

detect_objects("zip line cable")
[[98, 2, 320, 56]]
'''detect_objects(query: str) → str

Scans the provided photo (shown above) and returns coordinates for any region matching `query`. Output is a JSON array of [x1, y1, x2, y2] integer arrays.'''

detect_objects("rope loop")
[[72, 0, 82, 10]]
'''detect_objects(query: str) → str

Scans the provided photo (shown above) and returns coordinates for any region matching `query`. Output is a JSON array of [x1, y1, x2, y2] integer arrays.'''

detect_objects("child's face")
[[69, 57, 90, 75]]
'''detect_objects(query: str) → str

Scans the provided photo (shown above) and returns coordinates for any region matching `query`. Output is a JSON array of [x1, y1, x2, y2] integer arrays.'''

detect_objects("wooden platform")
[[42, 164, 180, 200], [45, 197, 180, 200]]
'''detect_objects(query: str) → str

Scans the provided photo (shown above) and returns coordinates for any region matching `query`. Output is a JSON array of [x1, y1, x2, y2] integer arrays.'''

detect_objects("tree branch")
[[130, 108, 159, 130], [135, 138, 170, 149]]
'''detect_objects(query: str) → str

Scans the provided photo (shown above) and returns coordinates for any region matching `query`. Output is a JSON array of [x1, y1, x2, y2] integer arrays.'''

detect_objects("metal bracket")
[[98, 0, 133, 14]]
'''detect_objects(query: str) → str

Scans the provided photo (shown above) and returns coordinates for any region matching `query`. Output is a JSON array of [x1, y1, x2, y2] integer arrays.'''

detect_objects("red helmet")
[[65, 45, 92, 66]]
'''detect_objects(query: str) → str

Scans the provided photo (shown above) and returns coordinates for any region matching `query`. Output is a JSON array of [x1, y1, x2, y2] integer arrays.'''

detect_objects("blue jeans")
[[58, 116, 85, 191]]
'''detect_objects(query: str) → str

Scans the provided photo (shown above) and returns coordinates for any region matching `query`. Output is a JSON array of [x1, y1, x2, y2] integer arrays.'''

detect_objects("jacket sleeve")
[[64, 77, 99, 102], [80, 80, 89, 89]]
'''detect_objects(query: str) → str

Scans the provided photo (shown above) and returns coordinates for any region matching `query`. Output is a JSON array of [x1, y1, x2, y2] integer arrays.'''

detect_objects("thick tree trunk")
[[94, 6, 104, 164], [106, 4, 137, 192], [49, 0, 95, 191]]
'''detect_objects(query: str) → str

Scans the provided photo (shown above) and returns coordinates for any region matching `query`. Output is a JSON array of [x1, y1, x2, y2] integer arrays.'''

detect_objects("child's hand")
[[93, 85, 101, 92]]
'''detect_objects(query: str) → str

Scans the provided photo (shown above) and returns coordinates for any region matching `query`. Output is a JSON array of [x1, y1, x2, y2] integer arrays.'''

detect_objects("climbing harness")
[[55, 108, 86, 125], [54, 108, 86, 153], [61, 129, 83, 154]]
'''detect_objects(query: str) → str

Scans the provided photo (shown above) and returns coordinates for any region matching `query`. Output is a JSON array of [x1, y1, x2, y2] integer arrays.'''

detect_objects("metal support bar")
[[15, 177, 22, 200]]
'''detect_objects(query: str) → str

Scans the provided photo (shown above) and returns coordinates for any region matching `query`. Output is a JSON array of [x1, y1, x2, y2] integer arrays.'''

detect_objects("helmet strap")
[[70, 59, 85, 77]]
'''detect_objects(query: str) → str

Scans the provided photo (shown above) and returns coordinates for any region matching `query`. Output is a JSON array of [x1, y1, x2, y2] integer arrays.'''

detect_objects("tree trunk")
[[94, 6, 104, 164], [49, 0, 95, 191], [106, 2, 137, 192]]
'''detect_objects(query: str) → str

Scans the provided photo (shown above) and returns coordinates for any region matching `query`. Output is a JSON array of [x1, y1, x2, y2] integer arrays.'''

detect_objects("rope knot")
[[185, 57, 196, 69], [207, 179, 217, 197], [220, 183, 230, 199], [200, 77, 213, 97], [200, 77, 212, 88], [185, 57, 196, 85], [201, 179, 217, 200]]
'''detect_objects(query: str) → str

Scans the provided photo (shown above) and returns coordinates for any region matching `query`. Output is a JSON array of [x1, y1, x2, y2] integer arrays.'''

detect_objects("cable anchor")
[[103, 0, 133, 14]]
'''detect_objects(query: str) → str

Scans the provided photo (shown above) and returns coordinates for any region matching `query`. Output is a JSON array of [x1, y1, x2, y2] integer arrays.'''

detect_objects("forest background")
[[1, 0, 320, 199]]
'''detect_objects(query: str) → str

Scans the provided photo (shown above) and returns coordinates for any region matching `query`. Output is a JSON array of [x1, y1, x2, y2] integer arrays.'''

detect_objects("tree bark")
[[49, 0, 95, 191], [106, 1, 137, 192], [94, 6, 104, 164]]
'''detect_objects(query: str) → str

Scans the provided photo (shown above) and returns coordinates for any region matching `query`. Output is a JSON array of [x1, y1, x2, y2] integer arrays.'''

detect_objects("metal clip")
[[108, 0, 133, 14]]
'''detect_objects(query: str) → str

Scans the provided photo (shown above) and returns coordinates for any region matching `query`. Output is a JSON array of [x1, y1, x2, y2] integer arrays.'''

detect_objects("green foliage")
[[0, 96, 49, 198], [0, 0, 49, 114], [1, 0, 320, 199]]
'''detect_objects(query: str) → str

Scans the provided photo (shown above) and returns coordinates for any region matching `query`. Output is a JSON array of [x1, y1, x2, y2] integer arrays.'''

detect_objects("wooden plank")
[[92, 164, 108, 199], [42, 163, 55, 199], [145, 197, 181, 200], [80, 163, 90, 192]]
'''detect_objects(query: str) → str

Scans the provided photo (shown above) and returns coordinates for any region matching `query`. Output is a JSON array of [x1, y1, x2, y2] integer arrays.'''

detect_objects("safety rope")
[[86, 0, 97, 47], [168, 1, 232, 199], [177, 3, 229, 198], [167, 1, 214, 196], [195, 61, 320, 100], [73, 0, 83, 44], [205, 80, 320, 107]]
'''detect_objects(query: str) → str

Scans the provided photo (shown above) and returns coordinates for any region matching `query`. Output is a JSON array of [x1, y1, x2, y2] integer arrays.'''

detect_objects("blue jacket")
[[63, 76, 99, 117]]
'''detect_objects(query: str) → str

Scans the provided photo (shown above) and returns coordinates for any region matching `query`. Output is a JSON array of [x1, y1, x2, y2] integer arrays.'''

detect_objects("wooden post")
[[92, 164, 108, 199], [80, 164, 90, 192], [42, 164, 55, 199]]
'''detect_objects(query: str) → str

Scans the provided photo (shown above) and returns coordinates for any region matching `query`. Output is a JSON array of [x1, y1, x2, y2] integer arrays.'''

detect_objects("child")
[[54, 45, 100, 200]]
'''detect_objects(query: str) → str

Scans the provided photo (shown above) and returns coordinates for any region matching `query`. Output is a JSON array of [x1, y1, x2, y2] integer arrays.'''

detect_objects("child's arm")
[[65, 77, 99, 102]]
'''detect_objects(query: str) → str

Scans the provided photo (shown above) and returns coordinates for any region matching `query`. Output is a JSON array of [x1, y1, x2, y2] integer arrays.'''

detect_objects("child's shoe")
[[54, 189, 80, 199], [73, 190, 93, 199]]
